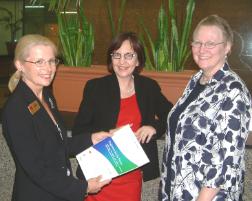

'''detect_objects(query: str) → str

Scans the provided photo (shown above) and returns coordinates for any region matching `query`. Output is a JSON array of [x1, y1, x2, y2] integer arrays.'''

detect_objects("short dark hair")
[[107, 32, 145, 74]]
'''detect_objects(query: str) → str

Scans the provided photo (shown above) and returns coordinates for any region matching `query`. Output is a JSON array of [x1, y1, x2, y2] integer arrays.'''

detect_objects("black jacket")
[[72, 74, 173, 181], [2, 80, 92, 201]]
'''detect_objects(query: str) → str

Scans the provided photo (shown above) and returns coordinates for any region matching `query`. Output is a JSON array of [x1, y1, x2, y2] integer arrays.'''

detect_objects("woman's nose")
[[199, 44, 208, 53], [118, 56, 126, 64]]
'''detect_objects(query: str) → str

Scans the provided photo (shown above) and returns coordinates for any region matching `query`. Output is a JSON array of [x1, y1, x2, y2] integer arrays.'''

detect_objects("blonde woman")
[[2, 34, 110, 201]]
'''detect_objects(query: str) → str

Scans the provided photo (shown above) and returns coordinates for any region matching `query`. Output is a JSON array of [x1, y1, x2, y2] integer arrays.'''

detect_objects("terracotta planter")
[[52, 65, 195, 112], [141, 70, 195, 105], [52, 65, 109, 112]]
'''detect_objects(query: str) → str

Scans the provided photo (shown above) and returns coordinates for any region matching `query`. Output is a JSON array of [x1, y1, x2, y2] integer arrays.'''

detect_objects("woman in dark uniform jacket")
[[2, 34, 110, 201], [72, 32, 173, 201]]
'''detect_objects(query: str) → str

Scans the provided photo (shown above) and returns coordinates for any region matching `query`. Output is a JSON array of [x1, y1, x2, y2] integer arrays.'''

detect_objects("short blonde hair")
[[9, 34, 58, 92], [193, 15, 233, 46]]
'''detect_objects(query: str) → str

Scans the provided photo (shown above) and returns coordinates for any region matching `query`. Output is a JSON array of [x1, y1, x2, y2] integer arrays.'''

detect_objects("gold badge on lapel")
[[28, 100, 40, 115]]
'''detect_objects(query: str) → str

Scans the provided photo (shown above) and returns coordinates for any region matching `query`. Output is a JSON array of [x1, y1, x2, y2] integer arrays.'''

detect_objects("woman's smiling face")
[[192, 25, 231, 74], [16, 45, 57, 91], [112, 40, 139, 79]]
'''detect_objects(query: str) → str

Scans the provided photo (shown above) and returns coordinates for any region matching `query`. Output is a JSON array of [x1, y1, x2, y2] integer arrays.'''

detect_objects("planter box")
[[52, 65, 108, 112], [141, 70, 195, 105], [52, 65, 195, 112]]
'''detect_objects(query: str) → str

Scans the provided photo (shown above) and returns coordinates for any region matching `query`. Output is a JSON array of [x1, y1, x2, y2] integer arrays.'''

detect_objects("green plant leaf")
[[105, 0, 127, 38], [57, 4, 94, 67], [140, 0, 195, 72], [105, 0, 115, 37], [139, 18, 156, 70], [117, 0, 127, 34]]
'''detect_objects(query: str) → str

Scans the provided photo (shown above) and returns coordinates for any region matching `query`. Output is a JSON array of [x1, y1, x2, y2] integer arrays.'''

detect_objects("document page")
[[76, 124, 149, 181]]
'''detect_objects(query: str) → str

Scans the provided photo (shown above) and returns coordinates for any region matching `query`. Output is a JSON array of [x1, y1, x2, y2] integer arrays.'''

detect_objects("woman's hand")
[[109, 125, 130, 134], [109, 127, 121, 134], [196, 187, 220, 201], [87, 175, 111, 194], [135, 125, 156, 143], [91, 131, 112, 145]]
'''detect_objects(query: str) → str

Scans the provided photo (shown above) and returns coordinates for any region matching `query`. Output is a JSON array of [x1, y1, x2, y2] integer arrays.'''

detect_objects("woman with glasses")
[[72, 32, 173, 201], [159, 15, 252, 201], [2, 34, 111, 201]]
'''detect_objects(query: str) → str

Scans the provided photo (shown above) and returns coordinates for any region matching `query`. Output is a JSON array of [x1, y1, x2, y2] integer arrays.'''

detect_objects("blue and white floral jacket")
[[160, 63, 252, 201]]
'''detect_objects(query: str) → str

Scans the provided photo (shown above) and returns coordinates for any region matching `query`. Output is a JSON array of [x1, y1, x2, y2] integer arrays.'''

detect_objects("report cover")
[[76, 124, 149, 181]]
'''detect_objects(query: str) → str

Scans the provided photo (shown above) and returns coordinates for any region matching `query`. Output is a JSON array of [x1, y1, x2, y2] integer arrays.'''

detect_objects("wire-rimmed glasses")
[[24, 58, 60, 68], [111, 52, 137, 60], [191, 41, 225, 49]]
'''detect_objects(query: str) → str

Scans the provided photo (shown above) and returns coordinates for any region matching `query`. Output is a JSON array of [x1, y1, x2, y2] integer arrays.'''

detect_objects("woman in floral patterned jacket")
[[160, 15, 252, 201]]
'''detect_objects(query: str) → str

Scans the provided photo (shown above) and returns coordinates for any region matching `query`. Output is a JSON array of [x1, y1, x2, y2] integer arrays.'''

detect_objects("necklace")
[[126, 84, 135, 93], [120, 75, 135, 96], [200, 73, 212, 85], [122, 82, 135, 94]]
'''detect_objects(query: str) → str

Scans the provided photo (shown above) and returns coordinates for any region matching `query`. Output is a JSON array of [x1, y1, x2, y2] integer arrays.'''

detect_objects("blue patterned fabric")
[[160, 63, 252, 201]]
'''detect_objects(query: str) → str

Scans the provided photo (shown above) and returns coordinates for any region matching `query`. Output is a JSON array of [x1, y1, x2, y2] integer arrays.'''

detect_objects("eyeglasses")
[[111, 52, 137, 60], [191, 41, 225, 49], [24, 58, 60, 68]]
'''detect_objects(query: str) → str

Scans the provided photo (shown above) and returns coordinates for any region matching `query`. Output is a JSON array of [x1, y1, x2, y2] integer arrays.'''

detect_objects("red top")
[[116, 94, 142, 132], [85, 94, 143, 201]]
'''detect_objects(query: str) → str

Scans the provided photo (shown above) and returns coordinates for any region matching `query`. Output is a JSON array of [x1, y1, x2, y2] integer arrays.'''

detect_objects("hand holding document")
[[76, 124, 149, 181]]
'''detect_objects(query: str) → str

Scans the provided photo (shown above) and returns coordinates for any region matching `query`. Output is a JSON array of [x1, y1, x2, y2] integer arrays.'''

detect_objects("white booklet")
[[76, 124, 150, 181]]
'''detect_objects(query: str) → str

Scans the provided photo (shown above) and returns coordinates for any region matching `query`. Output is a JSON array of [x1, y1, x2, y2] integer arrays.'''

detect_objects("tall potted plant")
[[104, 0, 127, 38], [30, 0, 196, 112], [57, 4, 94, 67], [140, 0, 195, 72], [52, 0, 129, 112], [138, 0, 196, 104], [31, 0, 94, 67], [30, 0, 129, 112], [30, 0, 99, 111]]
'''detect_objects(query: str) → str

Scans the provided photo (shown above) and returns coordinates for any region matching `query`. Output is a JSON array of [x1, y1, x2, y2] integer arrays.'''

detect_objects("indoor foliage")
[[57, 5, 94, 66], [31, 0, 94, 67], [140, 0, 195, 72]]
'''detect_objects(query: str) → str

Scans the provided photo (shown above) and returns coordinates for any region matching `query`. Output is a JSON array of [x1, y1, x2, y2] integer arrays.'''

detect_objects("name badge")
[[28, 100, 40, 115]]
